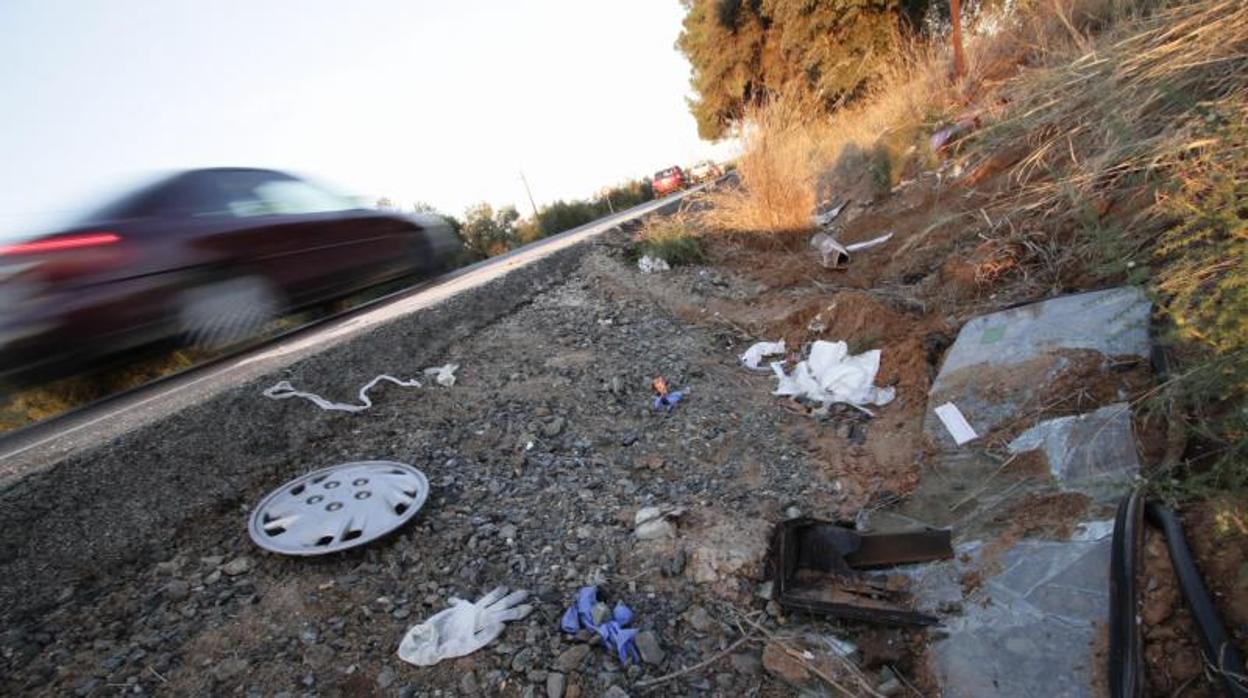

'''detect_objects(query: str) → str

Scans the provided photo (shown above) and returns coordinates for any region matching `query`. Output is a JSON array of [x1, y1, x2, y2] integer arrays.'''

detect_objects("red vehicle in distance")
[[651, 166, 687, 198]]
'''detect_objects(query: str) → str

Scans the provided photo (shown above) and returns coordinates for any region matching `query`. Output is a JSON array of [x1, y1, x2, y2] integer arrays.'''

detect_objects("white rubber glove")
[[397, 587, 533, 666]]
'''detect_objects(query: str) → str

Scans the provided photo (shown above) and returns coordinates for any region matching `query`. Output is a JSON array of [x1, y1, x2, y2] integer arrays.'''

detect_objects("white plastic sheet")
[[770, 340, 895, 407], [398, 587, 532, 667], [740, 340, 785, 370]]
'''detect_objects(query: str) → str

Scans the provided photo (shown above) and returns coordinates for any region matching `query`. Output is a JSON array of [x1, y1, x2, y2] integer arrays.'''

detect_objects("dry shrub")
[[703, 43, 944, 238], [701, 99, 821, 238], [633, 214, 705, 266]]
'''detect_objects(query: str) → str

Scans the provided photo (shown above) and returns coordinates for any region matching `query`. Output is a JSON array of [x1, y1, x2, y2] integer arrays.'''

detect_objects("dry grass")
[[703, 49, 946, 238], [632, 214, 705, 266]]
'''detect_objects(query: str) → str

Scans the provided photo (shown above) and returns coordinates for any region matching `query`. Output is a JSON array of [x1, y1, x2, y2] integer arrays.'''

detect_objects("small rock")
[[602, 687, 629, 698], [164, 580, 191, 602], [541, 417, 566, 437], [376, 666, 397, 690], [634, 630, 664, 665], [684, 606, 714, 633], [591, 602, 612, 626], [511, 647, 535, 672], [554, 644, 590, 672], [221, 557, 252, 577], [211, 657, 248, 683], [634, 519, 675, 541], [459, 671, 480, 695], [661, 549, 688, 577], [200, 555, 224, 568], [304, 644, 335, 667], [154, 560, 180, 576], [546, 671, 566, 698], [756, 581, 774, 600], [730, 651, 762, 676], [877, 678, 902, 696]]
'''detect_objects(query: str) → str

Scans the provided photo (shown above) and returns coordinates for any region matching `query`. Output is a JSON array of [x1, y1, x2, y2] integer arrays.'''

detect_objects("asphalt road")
[[0, 184, 709, 485]]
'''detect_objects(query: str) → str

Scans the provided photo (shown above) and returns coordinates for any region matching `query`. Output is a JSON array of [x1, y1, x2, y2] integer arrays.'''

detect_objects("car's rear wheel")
[[178, 274, 281, 351]]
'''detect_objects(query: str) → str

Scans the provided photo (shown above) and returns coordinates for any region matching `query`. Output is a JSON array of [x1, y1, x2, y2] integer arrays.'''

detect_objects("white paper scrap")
[[934, 402, 978, 445]]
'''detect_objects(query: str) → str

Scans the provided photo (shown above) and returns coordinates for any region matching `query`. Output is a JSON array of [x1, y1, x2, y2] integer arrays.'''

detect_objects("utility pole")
[[519, 171, 539, 221]]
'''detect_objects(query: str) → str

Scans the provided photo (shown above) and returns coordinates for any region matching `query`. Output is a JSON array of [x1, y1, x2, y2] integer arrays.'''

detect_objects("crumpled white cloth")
[[770, 340, 895, 407], [398, 587, 532, 667], [740, 340, 785, 370]]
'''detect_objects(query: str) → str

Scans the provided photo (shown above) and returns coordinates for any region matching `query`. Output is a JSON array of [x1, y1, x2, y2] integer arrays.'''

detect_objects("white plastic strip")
[[845, 232, 894, 252], [263, 374, 422, 413], [934, 402, 978, 445]]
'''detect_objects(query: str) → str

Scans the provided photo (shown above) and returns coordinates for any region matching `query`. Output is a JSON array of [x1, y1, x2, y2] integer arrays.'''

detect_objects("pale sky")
[[0, 0, 737, 237]]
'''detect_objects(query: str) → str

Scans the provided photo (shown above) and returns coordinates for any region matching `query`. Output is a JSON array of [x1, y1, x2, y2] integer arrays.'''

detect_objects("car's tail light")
[[0, 232, 121, 256]]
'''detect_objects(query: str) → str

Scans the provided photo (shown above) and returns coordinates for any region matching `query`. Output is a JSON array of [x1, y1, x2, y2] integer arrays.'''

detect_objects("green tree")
[[460, 202, 519, 257], [677, 0, 912, 139]]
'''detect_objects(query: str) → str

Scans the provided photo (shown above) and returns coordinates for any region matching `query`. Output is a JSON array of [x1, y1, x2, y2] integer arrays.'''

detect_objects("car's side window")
[[252, 180, 356, 215], [182, 174, 268, 218]]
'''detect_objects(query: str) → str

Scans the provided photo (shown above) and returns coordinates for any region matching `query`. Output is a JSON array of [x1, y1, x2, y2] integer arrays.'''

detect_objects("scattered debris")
[[1008, 403, 1140, 496], [423, 363, 459, 387], [845, 232, 894, 253], [813, 200, 849, 227], [771, 340, 895, 407], [560, 586, 640, 664], [637, 255, 670, 273], [809, 231, 894, 269], [810, 233, 850, 269], [263, 374, 422, 412], [650, 375, 688, 412], [397, 587, 533, 667], [248, 461, 429, 555], [933, 402, 978, 445], [925, 287, 1152, 448], [740, 340, 785, 371], [634, 505, 685, 540], [769, 518, 953, 625]]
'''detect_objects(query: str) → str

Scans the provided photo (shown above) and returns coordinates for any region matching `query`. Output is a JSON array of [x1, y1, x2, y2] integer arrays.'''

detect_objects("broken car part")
[[769, 517, 953, 626], [398, 586, 533, 666], [248, 460, 429, 555]]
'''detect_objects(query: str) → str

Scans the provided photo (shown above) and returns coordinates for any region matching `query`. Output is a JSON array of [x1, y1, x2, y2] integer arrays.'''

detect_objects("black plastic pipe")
[[1146, 502, 1248, 698], [1110, 491, 1145, 698]]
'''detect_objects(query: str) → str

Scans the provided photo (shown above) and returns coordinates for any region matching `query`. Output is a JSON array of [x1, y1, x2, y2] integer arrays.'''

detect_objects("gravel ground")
[[0, 237, 919, 696]]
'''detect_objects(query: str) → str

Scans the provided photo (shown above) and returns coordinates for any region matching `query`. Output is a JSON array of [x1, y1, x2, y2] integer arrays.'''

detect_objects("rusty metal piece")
[[770, 517, 954, 626]]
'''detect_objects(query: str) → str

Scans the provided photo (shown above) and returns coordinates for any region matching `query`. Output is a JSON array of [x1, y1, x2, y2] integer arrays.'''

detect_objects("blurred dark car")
[[651, 166, 686, 198], [0, 167, 460, 385]]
